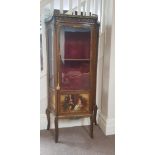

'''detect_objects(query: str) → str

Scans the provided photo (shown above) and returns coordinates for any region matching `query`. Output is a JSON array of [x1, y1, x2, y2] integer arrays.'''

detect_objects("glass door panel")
[[64, 32, 90, 59], [60, 26, 91, 90]]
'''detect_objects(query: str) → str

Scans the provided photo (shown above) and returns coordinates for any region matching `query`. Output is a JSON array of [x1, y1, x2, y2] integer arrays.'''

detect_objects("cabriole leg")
[[94, 105, 98, 125], [90, 115, 93, 138], [46, 108, 50, 130], [55, 116, 58, 143]]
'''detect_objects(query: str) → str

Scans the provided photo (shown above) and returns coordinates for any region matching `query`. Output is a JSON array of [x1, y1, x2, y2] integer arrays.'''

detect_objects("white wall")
[[97, 0, 115, 135]]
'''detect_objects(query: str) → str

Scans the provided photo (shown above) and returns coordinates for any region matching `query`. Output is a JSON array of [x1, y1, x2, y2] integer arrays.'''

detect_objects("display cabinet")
[[45, 10, 99, 143]]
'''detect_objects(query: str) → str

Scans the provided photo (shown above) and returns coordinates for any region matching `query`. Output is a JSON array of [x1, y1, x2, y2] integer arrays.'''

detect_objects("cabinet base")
[[46, 105, 98, 143]]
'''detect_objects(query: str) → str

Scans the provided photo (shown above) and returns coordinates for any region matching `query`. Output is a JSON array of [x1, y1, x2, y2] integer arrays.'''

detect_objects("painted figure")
[[74, 97, 83, 111]]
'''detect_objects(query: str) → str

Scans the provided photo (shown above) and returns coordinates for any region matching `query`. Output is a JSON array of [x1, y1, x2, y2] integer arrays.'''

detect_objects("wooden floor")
[[40, 125, 115, 155]]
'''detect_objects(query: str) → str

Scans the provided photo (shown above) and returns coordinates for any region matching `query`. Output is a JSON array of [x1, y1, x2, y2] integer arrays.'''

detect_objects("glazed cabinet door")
[[57, 24, 93, 115]]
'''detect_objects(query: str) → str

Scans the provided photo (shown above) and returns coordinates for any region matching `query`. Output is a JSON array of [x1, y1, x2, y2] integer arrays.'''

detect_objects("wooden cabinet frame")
[[45, 10, 99, 143]]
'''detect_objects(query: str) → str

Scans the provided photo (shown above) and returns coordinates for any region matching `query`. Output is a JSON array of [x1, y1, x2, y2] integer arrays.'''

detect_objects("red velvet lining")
[[65, 32, 90, 59], [61, 31, 91, 90]]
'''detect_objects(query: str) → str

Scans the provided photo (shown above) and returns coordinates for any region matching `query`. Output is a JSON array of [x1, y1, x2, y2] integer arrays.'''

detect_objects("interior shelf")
[[62, 59, 90, 61]]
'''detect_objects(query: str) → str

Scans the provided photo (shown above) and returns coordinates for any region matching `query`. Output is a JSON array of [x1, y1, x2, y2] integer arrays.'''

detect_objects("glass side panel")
[[60, 26, 91, 90], [47, 28, 55, 88]]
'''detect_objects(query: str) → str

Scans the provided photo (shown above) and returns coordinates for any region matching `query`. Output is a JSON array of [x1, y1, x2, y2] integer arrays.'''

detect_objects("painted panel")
[[60, 93, 89, 114]]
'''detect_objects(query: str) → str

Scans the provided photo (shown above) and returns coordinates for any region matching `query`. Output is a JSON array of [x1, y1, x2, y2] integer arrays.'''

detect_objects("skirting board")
[[40, 113, 90, 130], [98, 112, 115, 135]]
